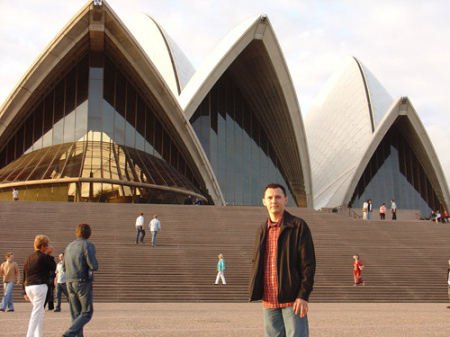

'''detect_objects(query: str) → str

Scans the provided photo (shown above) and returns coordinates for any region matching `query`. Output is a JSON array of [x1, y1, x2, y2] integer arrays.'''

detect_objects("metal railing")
[[320, 204, 362, 219]]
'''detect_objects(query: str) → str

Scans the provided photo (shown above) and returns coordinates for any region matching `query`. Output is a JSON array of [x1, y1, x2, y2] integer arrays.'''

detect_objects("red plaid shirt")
[[262, 215, 294, 308]]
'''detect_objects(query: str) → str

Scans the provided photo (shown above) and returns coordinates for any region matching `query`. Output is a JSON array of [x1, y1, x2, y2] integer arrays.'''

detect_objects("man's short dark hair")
[[263, 183, 286, 197], [76, 223, 91, 239]]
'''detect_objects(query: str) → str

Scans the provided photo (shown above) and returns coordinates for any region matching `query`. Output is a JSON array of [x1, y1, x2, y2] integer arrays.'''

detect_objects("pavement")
[[1, 302, 450, 336]]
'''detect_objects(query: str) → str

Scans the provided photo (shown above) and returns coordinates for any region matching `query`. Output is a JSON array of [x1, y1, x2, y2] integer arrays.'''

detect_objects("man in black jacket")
[[249, 183, 316, 337]]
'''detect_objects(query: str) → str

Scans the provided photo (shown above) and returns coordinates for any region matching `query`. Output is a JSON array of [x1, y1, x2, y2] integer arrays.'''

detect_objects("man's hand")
[[293, 298, 308, 318], [24, 294, 30, 302]]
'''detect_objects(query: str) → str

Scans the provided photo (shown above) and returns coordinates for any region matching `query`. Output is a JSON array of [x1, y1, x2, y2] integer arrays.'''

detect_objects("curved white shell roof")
[[305, 57, 394, 208], [178, 15, 312, 206], [124, 13, 195, 96], [356, 58, 394, 129], [306, 56, 449, 210], [178, 15, 260, 114]]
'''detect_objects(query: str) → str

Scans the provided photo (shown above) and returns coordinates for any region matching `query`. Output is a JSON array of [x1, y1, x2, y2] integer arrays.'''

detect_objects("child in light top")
[[215, 254, 226, 285]]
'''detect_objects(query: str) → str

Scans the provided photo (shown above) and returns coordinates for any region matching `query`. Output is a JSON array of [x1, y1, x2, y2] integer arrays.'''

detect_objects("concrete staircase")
[[0, 201, 449, 303]]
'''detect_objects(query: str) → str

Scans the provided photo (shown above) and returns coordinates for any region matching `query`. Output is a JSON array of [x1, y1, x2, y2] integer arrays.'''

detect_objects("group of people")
[[135, 213, 161, 246], [4, 182, 406, 337], [429, 210, 450, 222], [183, 195, 204, 205], [362, 199, 397, 220], [0, 223, 98, 337]]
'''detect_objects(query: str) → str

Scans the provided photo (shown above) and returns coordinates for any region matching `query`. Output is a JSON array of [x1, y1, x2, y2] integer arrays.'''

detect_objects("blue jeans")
[[64, 282, 94, 337], [367, 211, 371, 219], [151, 231, 158, 246], [136, 228, 145, 243], [0, 282, 14, 310], [55, 283, 69, 310], [263, 306, 309, 337]]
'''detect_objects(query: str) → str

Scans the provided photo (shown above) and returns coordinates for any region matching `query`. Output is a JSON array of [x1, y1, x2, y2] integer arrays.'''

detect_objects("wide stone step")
[[1, 201, 449, 303]]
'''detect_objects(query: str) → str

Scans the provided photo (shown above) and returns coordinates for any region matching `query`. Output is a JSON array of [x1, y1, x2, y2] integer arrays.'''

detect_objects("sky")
[[0, 0, 449, 189]]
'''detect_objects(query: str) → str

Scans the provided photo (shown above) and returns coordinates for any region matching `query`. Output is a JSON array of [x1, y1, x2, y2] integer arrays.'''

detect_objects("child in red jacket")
[[353, 255, 365, 286]]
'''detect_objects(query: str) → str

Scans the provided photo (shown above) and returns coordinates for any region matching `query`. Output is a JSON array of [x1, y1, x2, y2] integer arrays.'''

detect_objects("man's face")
[[263, 188, 288, 218], [7, 255, 13, 262]]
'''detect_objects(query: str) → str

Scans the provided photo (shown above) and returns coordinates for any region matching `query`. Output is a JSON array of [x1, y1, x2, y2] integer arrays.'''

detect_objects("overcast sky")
[[1, 0, 449, 189]]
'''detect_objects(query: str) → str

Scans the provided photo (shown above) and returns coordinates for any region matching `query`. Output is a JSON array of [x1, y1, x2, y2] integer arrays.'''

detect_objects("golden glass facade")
[[0, 54, 205, 203]]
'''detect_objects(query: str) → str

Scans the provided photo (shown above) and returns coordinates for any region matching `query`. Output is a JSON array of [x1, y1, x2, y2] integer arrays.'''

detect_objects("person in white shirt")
[[362, 200, 369, 220], [149, 214, 161, 247], [390, 200, 397, 220], [54, 253, 68, 312], [12, 188, 18, 201], [135, 213, 145, 244], [436, 210, 442, 222]]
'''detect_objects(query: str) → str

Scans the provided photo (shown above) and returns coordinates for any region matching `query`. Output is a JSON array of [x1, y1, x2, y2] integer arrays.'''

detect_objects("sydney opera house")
[[305, 57, 450, 216], [0, 1, 448, 216]]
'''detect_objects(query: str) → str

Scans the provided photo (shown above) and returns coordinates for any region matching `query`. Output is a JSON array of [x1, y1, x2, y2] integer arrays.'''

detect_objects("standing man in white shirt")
[[149, 214, 161, 247], [54, 253, 68, 312], [135, 213, 145, 244], [390, 199, 397, 220], [12, 188, 18, 201]]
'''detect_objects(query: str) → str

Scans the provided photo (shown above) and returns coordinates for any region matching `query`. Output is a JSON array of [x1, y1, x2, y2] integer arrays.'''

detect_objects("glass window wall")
[[350, 125, 443, 217], [0, 53, 207, 203], [190, 72, 295, 206]]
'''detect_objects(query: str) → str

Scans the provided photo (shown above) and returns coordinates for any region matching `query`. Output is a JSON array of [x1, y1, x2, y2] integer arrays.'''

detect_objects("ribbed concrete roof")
[[306, 57, 393, 208], [306, 56, 449, 210], [123, 13, 195, 96]]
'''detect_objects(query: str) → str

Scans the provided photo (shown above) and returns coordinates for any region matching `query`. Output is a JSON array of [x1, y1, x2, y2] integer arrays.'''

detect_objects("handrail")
[[320, 204, 362, 219]]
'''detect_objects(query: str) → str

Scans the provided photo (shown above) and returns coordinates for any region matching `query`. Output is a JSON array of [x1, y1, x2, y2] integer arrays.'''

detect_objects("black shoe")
[[7, 309, 14, 312], [54, 309, 61, 312]]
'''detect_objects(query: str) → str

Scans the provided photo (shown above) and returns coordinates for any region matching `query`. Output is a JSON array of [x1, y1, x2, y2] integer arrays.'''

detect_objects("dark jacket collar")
[[263, 210, 295, 232]]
